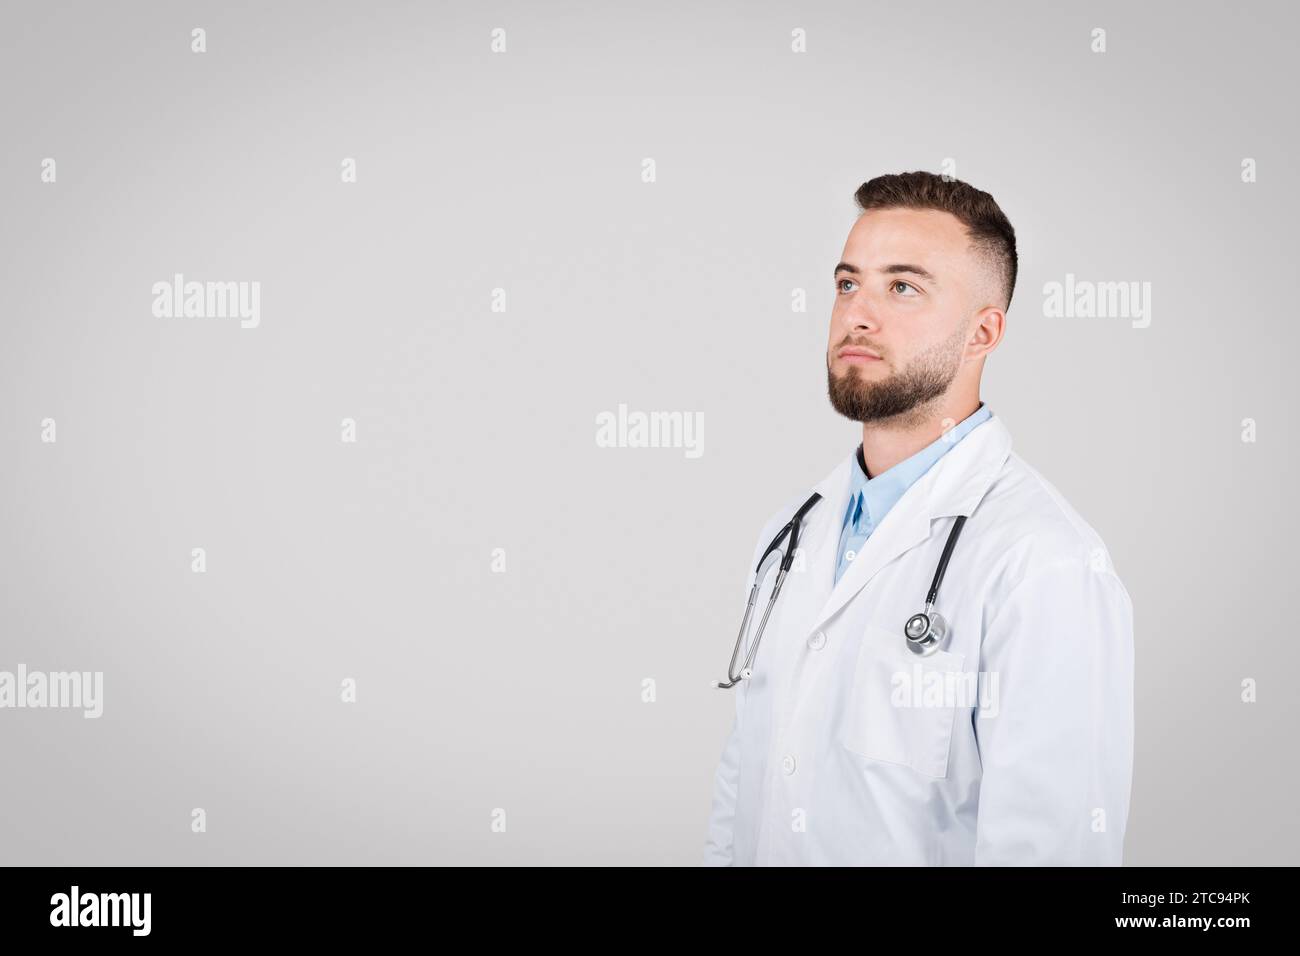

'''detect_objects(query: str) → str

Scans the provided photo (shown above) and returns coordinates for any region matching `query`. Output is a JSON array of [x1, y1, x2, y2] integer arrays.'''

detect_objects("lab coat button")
[[781, 755, 796, 775], [808, 630, 827, 650]]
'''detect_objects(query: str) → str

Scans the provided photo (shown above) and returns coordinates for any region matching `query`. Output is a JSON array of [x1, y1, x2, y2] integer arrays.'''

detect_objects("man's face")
[[827, 207, 982, 423]]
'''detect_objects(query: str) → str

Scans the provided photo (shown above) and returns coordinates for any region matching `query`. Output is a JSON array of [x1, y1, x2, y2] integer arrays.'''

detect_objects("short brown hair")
[[854, 171, 1018, 311]]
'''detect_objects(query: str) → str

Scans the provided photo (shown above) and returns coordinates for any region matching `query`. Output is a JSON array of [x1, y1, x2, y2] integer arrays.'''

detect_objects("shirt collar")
[[847, 402, 992, 529]]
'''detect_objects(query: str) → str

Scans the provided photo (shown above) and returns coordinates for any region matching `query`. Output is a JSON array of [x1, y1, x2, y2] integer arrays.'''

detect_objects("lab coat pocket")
[[840, 623, 966, 778]]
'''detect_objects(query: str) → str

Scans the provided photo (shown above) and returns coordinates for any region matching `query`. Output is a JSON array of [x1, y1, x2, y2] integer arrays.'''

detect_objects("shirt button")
[[781, 755, 797, 775], [807, 631, 827, 650]]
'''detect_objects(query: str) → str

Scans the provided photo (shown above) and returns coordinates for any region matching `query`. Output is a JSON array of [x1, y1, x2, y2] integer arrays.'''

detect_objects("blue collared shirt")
[[834, 403, 993, 585]]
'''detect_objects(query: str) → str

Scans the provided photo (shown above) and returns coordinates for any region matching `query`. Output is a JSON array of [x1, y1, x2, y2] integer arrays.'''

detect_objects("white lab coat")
[[704, 414, 1134, 866]]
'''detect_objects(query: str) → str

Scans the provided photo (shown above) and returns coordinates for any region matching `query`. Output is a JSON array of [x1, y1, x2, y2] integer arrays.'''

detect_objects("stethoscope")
[[712, 493, 968, 689]]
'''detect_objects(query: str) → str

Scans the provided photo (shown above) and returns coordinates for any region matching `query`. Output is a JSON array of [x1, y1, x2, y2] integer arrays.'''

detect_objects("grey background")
[[1, 0, 1295, 865]]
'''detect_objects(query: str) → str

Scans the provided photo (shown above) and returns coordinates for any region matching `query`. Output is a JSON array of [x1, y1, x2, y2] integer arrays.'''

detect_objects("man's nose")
[[842, 295, 880, 332]]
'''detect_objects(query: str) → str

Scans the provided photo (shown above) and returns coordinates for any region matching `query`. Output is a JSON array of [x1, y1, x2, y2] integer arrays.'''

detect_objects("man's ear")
[[967, 305, 1005, 359]]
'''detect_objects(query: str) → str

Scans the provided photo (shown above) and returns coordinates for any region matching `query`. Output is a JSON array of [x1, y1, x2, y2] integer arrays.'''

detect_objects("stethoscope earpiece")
[[715, 493, 824, 690]]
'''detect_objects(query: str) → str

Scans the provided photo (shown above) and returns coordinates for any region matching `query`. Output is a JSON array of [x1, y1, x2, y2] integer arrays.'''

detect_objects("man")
[[704, 171, 1134, 866]]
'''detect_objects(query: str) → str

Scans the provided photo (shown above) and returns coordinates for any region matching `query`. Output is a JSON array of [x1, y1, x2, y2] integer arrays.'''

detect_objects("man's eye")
[[892, 280, 919, 295], [837, 278, 857, 293]]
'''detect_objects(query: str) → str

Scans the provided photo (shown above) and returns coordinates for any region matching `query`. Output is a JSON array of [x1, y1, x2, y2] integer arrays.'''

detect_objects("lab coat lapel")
[[809, 416, 1014, 632]]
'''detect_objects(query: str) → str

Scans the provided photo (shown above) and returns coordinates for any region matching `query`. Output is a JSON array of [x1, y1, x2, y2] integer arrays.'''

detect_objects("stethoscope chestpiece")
[[903, 609, 947, 656], [902, 514, 967, 657]]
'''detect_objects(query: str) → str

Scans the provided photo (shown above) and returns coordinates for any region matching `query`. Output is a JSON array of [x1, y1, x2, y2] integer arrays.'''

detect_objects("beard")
[[826, 325, 966, 423]]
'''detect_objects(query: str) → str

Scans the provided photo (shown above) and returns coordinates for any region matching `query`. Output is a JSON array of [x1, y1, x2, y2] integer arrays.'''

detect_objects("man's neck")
[[859, 396, 982, 478]]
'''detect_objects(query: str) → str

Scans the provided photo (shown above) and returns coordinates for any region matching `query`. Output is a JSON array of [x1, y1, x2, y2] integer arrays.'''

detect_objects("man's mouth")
[[837, 346, 883, 364]]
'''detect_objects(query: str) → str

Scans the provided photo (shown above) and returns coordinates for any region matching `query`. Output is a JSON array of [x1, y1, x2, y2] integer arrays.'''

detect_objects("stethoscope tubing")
[[926, 515, 967, 607], [715, 493, 970, 688]]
